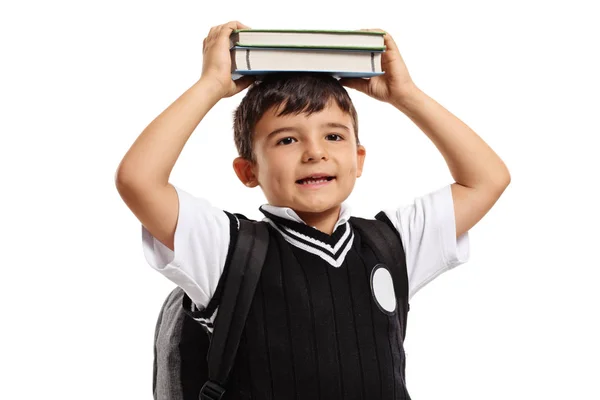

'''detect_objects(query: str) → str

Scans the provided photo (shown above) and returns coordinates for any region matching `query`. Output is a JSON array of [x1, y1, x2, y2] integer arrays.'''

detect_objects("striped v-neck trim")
[[259, 206, 354, 267]]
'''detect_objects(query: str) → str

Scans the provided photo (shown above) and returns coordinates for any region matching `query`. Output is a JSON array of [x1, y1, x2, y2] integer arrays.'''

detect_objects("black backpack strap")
[[350, 212, 409, 312], [199, 218, 270, 400]]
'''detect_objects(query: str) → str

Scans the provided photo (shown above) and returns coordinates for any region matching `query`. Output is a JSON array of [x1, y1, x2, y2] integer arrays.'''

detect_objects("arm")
[[340, 29, 510, 239], [392, 86, 511, 239], [115, 21, 254, 251], [115, 78, 223, 251]]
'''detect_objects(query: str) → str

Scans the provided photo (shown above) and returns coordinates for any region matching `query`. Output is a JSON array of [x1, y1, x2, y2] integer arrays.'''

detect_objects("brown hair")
[[233, 72, 359, 162]]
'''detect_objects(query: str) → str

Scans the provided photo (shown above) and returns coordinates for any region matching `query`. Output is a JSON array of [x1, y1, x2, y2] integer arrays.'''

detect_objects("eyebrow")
[[266, 122, 351, 140]]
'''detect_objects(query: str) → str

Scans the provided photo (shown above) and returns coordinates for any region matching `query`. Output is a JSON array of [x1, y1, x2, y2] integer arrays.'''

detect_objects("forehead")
[[254, 100, 353, 138]]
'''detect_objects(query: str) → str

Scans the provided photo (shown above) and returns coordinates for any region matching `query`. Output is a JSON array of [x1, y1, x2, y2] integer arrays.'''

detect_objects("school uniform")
[[142, 184, 470, 399]]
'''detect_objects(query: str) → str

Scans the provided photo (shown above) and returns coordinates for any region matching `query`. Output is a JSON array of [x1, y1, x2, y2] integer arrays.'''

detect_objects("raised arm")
[[115, 21, 254, 250], [340, 28, 510, 239], [392, 86, 510, 239]]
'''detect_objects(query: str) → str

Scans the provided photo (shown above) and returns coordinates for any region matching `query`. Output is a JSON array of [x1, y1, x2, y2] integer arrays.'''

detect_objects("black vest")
[[220, 210, 412, 400]]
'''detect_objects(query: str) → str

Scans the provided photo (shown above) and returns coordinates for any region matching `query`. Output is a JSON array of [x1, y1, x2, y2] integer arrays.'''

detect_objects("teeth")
[[302, 178, 327, 184]]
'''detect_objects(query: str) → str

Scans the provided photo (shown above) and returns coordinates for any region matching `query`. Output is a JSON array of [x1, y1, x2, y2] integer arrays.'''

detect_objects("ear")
[[356, 145, 366, 178], [233, 157, 259, 187]]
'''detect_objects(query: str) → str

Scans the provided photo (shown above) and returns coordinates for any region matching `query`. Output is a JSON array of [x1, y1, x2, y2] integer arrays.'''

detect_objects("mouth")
[[295, 175, 336, 185]]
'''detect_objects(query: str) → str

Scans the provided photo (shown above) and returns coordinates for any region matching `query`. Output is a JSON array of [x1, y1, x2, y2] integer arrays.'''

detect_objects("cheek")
[[345, 166, 358, 180], [257, 152, 289, 185], [341, 155, 358, 174]]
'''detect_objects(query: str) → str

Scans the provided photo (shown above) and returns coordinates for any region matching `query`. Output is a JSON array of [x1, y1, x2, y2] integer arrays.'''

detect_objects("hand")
[[339, 29, 417, 105], [200, 21, 256, 98]]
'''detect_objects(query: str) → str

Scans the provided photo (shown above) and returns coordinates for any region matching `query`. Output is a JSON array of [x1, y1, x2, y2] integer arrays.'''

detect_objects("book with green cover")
[[229, 29, 386, 50]]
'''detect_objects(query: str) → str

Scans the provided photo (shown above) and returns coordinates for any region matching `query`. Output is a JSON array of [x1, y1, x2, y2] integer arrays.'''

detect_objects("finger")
[[380, 31, 399, 53], [225, 20, 251, 30], [361, 28, 398, 54], [234, 75, 256, 92], [356, 28, 394, 52], [236, 21, 252, 29], [358, 28, 386, 34], [209, 25, 220, 35], [338, 77, 370, 93], [206, 26, 219, 43], [218, 21, 250, 40]]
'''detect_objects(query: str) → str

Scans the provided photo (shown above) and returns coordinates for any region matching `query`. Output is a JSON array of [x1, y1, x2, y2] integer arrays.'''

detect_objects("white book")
[[230, 47, 384, 79], [229, 29, 386, 50]]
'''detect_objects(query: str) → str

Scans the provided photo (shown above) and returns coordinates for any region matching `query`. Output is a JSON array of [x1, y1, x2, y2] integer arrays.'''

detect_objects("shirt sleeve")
[[383, 184, 470, 301], [141, 185, 236, 309]]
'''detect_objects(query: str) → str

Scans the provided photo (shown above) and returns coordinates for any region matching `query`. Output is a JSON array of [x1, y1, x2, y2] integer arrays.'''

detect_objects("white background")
[[1, 0, 599, 398]]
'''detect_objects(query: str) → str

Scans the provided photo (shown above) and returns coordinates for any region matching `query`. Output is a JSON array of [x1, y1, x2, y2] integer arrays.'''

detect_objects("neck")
[[295, 205, 341, 235]]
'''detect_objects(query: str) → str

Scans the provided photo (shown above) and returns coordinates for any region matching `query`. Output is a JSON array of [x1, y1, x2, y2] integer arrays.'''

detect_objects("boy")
[[116, 21, 510, 399]]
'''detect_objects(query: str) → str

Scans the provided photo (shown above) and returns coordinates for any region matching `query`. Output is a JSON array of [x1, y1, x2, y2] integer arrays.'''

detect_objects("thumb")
[[234, 75, 256, 92], [338, 77, 370, 93]]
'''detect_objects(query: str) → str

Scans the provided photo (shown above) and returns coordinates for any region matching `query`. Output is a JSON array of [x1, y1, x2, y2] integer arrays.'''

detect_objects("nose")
[[302, 139, 329, 163]]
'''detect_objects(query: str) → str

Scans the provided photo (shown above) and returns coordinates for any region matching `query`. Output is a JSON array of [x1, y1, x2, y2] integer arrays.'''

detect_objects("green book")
[[229, 29, 386, 51]]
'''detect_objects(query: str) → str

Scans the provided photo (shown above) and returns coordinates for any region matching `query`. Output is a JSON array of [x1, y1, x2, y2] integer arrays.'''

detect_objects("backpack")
[[152, 212, 407, 400]]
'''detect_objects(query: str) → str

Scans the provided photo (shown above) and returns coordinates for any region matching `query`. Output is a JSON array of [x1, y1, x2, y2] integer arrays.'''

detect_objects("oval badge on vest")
[[370, 264, 397, 315]]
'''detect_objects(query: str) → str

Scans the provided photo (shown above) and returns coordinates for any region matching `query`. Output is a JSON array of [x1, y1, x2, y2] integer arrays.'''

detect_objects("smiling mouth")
[[296, 176, 336, 185]]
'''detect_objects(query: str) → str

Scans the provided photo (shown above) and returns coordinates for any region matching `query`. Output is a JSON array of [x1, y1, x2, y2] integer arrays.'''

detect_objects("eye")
[[326, 134, 343, 141], [277, 137, 296, 146]]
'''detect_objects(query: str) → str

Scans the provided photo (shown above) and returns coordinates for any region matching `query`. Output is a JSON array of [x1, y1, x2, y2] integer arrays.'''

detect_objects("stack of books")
[[229, 29, 386, 79]]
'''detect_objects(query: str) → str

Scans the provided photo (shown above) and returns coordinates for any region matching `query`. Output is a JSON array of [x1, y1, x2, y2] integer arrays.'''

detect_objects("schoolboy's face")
[[236, 101, 366, 214]]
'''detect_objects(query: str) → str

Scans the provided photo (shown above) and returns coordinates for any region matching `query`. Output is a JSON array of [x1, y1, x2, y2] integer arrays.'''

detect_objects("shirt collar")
[[259, 202, 352, 231]]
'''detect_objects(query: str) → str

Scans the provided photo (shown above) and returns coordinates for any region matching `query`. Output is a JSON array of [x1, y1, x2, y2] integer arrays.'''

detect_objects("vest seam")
[[346, 250, 366, 400], [325, 265, 345, 396], [281, 245, 299, 398]]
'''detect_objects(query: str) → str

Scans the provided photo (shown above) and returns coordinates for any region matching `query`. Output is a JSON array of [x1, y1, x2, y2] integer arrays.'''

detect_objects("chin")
[[295, 206, 333, 214], [293, 199, 343, 214]]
